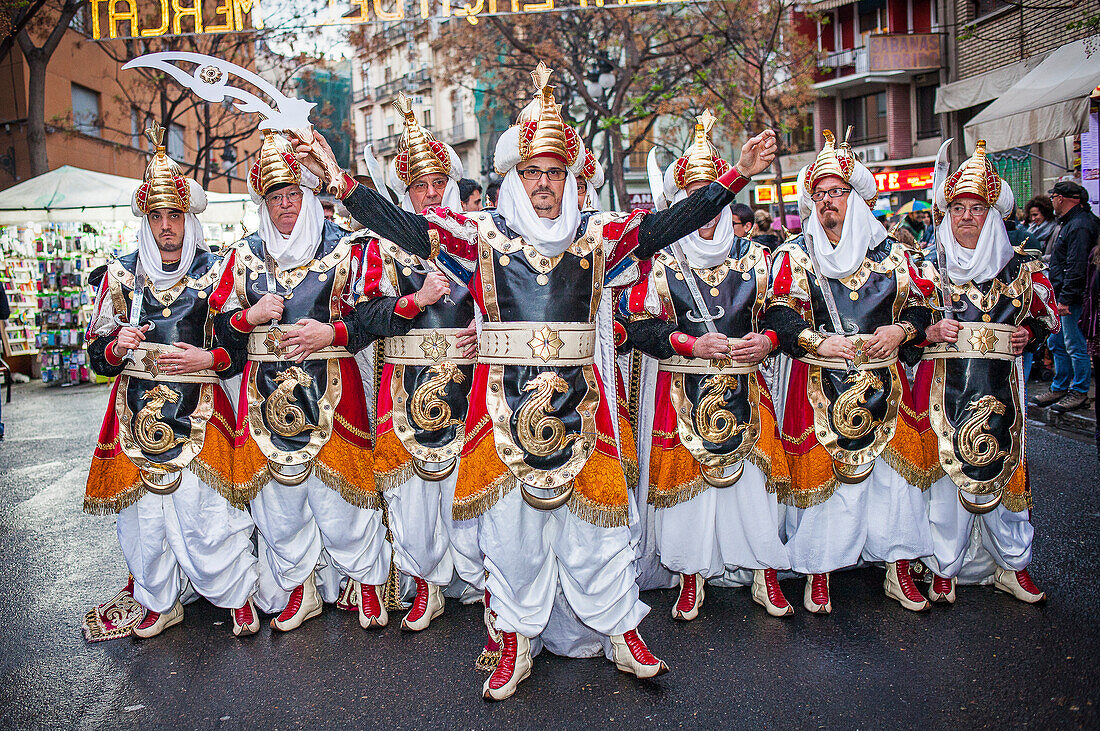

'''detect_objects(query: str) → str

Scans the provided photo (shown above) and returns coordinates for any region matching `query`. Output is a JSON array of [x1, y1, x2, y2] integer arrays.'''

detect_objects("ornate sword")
[[122, 51, 346, 196], [114, 255, 154, 362], [804, 231, 859, 371], [930, 138, 966, 317]]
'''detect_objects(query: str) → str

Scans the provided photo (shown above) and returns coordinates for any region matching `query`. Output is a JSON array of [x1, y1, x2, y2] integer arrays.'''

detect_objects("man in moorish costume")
[[213, 131, 393, 632], [620, 112, 793, 621], [293, 62, 776, 700], [82, 123, 259, 640], [764, 131, 937, 615], [914, 140, 1057, 604], [361, 94, 482, 631]]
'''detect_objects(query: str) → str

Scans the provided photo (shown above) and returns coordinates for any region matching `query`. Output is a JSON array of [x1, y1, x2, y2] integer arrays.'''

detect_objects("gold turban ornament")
[[249, 131, 303, 198], [134, 122, 190, 214], [672, 109, 731, 190], [943, 139, 1002, 207], [515, 62, 580, 167], [392, 92, 451, 186]]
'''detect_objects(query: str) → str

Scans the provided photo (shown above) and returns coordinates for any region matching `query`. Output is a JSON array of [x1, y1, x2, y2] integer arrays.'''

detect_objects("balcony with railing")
[[375, 133, 402, 154], [374, 68, 432, 102], [445, 121, 476, 145], [818, 46, 869, 75]]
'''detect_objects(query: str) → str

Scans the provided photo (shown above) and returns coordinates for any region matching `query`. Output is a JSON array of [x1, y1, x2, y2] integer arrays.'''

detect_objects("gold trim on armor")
[[115, 376, 213, 474], [246, 358, 342, 467], [805, 363, 902, 469], [486, 364, 599, 490], [669, 371, 761, 469], [927, 357, 1022, 495], [389, 362, 466, 464], [478, 321, 596, 366]]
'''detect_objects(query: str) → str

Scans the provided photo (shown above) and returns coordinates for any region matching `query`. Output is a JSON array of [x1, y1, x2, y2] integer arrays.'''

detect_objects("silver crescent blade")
[[646, 148, 668, 211], [123, 51, 315, 131]]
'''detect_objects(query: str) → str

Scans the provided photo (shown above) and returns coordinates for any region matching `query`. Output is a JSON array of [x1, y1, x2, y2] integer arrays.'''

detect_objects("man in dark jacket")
[[1034, 181, 1100, 412]]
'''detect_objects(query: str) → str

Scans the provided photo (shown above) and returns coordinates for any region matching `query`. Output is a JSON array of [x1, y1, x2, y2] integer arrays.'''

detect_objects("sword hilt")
[[290, 127, 347, 198]]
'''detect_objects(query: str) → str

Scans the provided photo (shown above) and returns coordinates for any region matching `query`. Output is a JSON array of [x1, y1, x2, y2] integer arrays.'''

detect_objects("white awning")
[[934, 53, 1050, 114], [963, 37, 1100, 151], [0, 165, 254, 226]]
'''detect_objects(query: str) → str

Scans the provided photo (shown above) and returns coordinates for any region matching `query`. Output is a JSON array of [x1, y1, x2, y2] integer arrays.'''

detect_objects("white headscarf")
[[670, 188, 734, 269], [798, 162, 887, 279], [496, 167, 581, 257], [400, 178, 463, 213], [933, 171, 1016, 285], [136, 212, 208, 289], [257, 168, 325, 270], [936, 211, 1014, 285]]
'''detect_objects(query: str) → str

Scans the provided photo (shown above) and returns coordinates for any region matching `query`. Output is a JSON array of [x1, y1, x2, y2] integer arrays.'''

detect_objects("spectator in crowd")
[[898, 207, 926, 241], [893, 226, 920, 258], [459, 178, 482, 212], [1080, 240, 1100, 458], [730, 202, 754, 239], [484, 180, 500, 209], [1034, 181, 1100, 413], [753, 208, 780, 251], [0, 282, 7, 439], [321, 199, 336, 221], [1024, 195, 1057, 254]]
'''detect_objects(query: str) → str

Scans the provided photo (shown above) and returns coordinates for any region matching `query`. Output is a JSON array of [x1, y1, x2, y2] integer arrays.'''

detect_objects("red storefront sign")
[[873, 166, 934, 192]]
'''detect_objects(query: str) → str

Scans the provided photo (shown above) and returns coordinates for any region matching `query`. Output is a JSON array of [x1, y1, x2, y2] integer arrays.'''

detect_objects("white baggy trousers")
[[655, 461, 791, 577], [386, 463, 484, 595], [924, 474, 1033, 580], [117, 470, 258, 614], [250, 473, 390, 613], [783, 461, 934, 574], [481, 487, 649, 641]]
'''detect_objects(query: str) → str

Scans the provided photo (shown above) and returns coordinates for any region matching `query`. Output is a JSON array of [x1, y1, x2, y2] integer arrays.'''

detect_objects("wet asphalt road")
[[0, 381, 1097, 730]]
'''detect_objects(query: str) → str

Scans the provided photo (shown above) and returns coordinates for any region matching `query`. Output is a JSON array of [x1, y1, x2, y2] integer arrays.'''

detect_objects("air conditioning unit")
[[858, 145, 888, 163]]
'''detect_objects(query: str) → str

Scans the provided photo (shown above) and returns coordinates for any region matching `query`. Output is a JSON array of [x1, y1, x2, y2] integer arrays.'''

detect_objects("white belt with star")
[[923, 322, 1017, 361], [384, 328, 476, 365], [658, 353, 760, 375], [247, 324, 352, 362], [121, 342, 220, 383], [798, 333, 898, 371], [478, 321, 596, 366]]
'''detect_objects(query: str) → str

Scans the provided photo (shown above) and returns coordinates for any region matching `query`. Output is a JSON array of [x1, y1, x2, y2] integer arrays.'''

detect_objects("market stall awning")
[[0, 165, 253, 226], [934, 53, 1050, 114], [963, 38, 1100, 151]]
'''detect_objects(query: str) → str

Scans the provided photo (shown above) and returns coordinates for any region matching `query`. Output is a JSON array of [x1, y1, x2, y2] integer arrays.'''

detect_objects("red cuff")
[[394, 294, 422, 319], [717, 167, 750, 194], [763, 330, 779, 349], [210, 347, 232, 372], [613, 320, 627, 348], [670, 331, 697, 358], [231, 310, 257, 333], [104, 339, 125, 366], [338, 173, 359, 201], [331, 320, 349, 347]]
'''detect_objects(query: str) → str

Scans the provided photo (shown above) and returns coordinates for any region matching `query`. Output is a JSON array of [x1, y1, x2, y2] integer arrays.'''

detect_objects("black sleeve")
[[342, 184, 433, 258], [342, 296, 416, 354], [1059, 222, 1095, 306], [898, 305, 932, 366], [634, 181, 737, 260], [762, 304, 813, 359], [213, 309, 250, 363], [0, 286, 9, 321], [623, 317, 678, 360], [88, 336, 126, 378]]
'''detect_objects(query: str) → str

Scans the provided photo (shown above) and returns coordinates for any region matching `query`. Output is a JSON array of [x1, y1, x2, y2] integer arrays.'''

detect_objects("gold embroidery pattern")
[[266, 367, 317, 438], [695, 374, 749, 444], [516, 372, 582, 457], [957, 395, 1008, 467], [133, 385, 187, 455], [409, 362, 465, 431], [831, 370, 883, 440]]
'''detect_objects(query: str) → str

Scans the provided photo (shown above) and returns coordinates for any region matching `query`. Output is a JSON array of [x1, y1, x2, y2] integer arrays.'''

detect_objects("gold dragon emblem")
[[831, 370, 884, 440], [694, 374, 749, 444], [410, 362, 466, 431], [516, 371, 582, 457], [956, 395, 1009, 467], [133, 384, 187, 455], [265, 367, 317, 438]]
